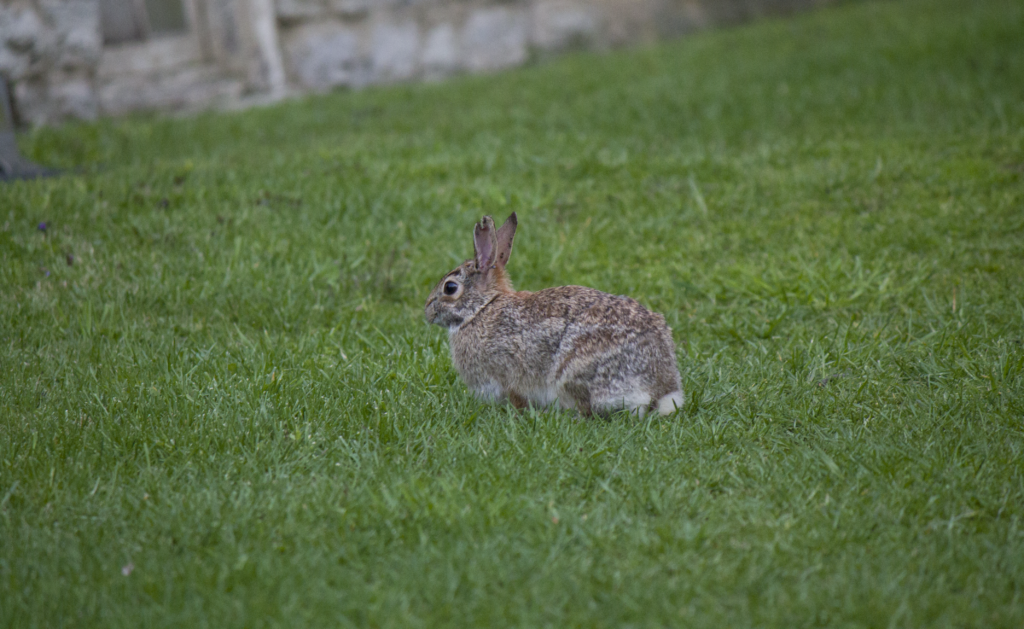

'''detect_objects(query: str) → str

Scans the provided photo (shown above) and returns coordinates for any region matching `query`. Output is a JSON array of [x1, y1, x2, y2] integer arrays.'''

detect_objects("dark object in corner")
[[0, 77, 59, 182]]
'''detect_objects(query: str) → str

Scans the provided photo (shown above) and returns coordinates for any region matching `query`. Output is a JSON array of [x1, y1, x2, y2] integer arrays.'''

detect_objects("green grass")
[[2, 0, 1023, 626]]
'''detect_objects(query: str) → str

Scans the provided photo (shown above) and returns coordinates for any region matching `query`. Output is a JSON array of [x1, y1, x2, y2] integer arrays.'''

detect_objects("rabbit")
[[424, 212, 684, 417]]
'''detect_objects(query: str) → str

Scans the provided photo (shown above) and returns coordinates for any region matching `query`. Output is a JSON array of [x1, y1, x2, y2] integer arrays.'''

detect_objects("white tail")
[[657, 390, 684, 415]]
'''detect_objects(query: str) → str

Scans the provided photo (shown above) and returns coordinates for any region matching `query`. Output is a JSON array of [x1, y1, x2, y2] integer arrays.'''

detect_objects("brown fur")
[[425, 213, 683, 417]]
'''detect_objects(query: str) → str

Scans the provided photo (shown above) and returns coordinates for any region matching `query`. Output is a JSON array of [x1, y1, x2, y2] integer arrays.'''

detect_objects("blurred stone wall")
[[0, 0, 837, 125], [0, 0, 102, 123], [275, 0, 837, 91]]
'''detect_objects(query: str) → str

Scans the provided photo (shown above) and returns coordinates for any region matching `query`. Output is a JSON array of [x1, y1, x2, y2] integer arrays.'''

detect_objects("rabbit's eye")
[[443, 281, 459, 295]]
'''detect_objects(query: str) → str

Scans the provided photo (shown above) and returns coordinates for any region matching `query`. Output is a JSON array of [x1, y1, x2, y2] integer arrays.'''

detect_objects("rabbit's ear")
[[474, 216, 497, 269], [495, 212, 517, 268]]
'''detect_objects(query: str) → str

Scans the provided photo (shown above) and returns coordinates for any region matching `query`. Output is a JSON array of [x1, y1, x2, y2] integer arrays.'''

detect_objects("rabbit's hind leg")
[[591, 388, 652, 418], [507, 390, 528, 410], [559, 381, 594, 417]]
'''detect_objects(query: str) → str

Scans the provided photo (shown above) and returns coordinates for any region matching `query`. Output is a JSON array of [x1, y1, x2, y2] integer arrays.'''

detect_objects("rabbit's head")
[[425, 213, 517, 330]]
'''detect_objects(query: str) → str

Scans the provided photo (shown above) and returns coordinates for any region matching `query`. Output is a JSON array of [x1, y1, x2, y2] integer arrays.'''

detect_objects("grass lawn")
[[2, 0, 1023, 625]]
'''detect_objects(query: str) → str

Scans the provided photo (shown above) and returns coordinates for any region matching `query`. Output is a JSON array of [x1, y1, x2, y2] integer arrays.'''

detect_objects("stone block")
[[12, 76, 49, 124], [531, 0, 600, 51], [48, 70, 98, 119], [282, 21, 367, 89], [0, 41, 31, 81], [98, 64, 243, 115], [97, 35, 201, 80], [328, 0, 403, 18], [277, 0, 329, 23], [12, 70, 97, 124], [422, 22, 458, 78], [371, 19, 419, 81], [327, 0, 369, 19], [461, 6, 527, 73], [0, 5, 49, 53], [41, 0, 102, 70]]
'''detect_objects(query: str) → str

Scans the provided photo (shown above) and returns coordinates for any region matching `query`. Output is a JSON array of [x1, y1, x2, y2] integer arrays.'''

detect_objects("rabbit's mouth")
[[424, 297, 459, 328], [424, 296, 439, 324]]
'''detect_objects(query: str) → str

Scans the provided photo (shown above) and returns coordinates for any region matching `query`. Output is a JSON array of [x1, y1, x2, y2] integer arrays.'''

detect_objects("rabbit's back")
[[452, 286, 682, 415]]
